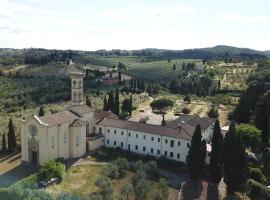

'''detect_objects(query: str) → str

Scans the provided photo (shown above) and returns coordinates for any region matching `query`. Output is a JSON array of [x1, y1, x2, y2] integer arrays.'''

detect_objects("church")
[[21, 70, 215, 166]]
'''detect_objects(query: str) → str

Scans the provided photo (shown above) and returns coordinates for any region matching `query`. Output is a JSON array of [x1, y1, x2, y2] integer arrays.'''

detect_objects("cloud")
[[0, 24, 28, 34], [84, 29, 109, 35]]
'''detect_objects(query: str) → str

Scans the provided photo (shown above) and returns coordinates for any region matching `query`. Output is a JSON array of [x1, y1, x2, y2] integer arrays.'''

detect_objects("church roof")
[[94, 110, 118, 122], [69, 105, 93, 116], [97, 118, 193, 140], [70, 119, 86, 127], [38, 110, 79, 127]]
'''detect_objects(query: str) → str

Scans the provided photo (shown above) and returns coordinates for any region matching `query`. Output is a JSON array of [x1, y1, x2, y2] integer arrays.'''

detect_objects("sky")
[[0, 0, 270, 51]]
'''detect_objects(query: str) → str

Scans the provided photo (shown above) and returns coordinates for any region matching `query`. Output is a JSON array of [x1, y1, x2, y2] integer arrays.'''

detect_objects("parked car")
[[38, 177, 60, 188]]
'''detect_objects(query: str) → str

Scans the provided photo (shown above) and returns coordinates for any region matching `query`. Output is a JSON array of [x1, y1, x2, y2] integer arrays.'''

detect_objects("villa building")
[[21, 70, 215, 166]]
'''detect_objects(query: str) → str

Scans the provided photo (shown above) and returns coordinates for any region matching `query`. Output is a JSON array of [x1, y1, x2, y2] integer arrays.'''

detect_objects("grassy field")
[[48, 164, 179, 200]]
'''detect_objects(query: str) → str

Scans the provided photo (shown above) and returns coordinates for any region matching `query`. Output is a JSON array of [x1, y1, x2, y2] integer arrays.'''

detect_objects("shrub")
[[113, 157, 129, 173], [37, 160, 65, 182], [207, 107, 219, 118], [182, 107, 190, 114], [145, 161, 159, 179], [152, 178, 169, 200]]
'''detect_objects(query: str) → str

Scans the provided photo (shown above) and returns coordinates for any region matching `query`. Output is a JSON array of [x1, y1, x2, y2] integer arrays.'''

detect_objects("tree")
[[236, 124, 261, 150], [186, 125, 204, 180], [223, 122, 248, 195], [38, 106, 45, 117], [7, 118, 17, 151], [208, 107, 219, 118], [153, 178, 169, 200], [108, 91, 115, 112], [135, 178, 149, 199], [118, 70, 122, 84], [86, 96, 92, 107], [2, 133, 6, 151], [129, 95, 133, 116], [210, 120, 223, 184], [103, 95, 109, 111], [184, 94, 191, 104], [115, 88, 120, 116], [95, 176, 114, 198], [173, 64, 176, 70], [150, 98, 174, 126], [121, 184, 134, 200]]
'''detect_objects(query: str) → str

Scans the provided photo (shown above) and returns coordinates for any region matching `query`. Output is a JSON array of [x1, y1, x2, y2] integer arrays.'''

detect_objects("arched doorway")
[[28, 137, 39, 166]]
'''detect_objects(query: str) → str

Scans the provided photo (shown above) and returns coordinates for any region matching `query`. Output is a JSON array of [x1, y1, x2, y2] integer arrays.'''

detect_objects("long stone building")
[[21, 70, 215, 166]]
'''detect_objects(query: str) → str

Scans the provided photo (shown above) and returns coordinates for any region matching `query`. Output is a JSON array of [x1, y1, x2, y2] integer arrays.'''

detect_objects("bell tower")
[[70, 71, 85, 106]]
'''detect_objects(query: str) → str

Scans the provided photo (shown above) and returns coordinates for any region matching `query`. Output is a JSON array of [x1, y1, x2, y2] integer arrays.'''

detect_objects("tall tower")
[[70, 71, 85, 106]]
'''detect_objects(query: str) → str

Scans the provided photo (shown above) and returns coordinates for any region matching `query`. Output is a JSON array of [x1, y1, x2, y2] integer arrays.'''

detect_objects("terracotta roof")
[[97, 118, 193, 140], [70, 119, 86, 127], [38, 110, 79, 127], [94, 110, 118, 122], [167, 114, 215, 130], [69, 105, 93, 116]]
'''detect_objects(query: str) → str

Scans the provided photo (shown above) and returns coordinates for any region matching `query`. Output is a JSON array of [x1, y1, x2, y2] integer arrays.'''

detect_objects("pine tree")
[[115, 88, 120, 116], [210, 120, 223, 184], [86, 96, 92, 107], [223, 122, 248, 195], [7, 118, 17, 151], [108, 91, 115, 112], [38, 106, 45, 117], [2, 133, 6, 151], [129, 95, 133, 116], [186, 125, 204, 180], [103, 95, 109, 111]]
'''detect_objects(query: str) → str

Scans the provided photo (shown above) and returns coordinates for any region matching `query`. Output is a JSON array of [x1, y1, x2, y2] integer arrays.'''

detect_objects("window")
[[187, 143, 190, 148], [170, 152, 174, 158], [178, 141, 181, 146], [107, 139, 109, 144], [135, 145, 138, 150], [93, 127, 96, 133], [157, 150, 160, 155], [114, 141, 116, 146], [128, 144, 130, 150], [52, 136, 55, 148], [121, 131, 124, 136], [165, 139, 168, 144], [76, 136, 79, 146], [107, 129, 110, 133], [177, 154, 180, 159], [121, 142, 123, 147], [151, 148, 154, 153], [151, 137, 154, 141], [165, 151, 167, 156], [128, 133, 131, 137], [170, 140, 174, 147], [143, 146, 146, 152], [143, 135, 146, 140], [114, 130, 117, 134], [64, 133, 67, 144], [99, 127, 102, 134], [158, 138, 160, 142], [136, 134, 138, 138]]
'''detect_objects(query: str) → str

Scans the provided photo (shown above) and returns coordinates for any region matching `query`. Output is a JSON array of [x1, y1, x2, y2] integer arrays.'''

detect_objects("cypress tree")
[[118, 71, 122, 84], [38, 106, 45, 117], [7, 118, 17, 151], [223, 122, 248, 195], [108, 91, 115, 112], [186, 125, 203, 180], [210, 120, 223, 184], [115, 88, 120, 116], [86, 96, 92, 107], [2, 133, 6, 151], [129, 95, 133, 116], [103, 95, 109, 111]]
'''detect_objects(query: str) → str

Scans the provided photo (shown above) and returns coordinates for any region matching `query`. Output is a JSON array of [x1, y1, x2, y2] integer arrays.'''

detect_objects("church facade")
[[21, 71, 215, 166]]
